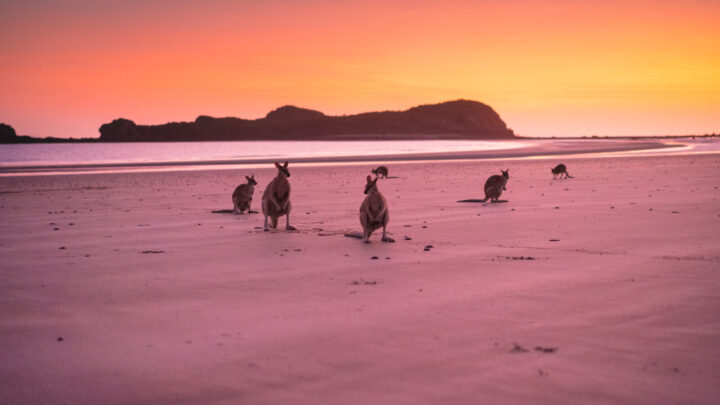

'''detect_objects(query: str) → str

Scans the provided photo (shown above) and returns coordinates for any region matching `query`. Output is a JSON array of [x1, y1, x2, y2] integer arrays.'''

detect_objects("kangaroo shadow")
[[457, 199, 508, 203]]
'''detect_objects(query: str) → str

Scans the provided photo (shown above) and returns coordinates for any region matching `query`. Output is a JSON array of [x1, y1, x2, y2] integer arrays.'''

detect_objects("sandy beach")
[[1, 146, 719, 404]]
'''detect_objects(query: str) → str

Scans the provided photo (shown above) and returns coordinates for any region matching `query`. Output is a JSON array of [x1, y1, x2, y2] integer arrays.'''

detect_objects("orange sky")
[[1, 0, 719, 138]]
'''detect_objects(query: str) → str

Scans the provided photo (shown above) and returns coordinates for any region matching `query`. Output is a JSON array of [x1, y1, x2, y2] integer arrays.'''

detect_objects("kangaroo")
[[232, 174, 258, 214], [551, 164, 573, 179], [480, 169, 509, 202], [359, 175, 393, 243], [371, 165, 389, 179], [261, 161, 296, 231]]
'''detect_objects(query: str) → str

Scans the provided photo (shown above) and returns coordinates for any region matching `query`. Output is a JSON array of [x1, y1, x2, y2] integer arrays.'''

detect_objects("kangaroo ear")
[[283, 161, 289, 168], [366, 175, 372, 182], [274, 162, 281, 169], [245, 176, 251, 181]]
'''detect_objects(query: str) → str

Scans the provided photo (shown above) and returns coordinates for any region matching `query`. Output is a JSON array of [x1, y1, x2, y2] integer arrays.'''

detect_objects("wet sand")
[[1, 151, 719, 404], [0, 138, 673, 175]]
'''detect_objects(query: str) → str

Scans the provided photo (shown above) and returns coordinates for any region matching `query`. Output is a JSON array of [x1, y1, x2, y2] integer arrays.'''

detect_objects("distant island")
[[4, 101, 716, 143], [1, 100, 515, 143], [97, 100, 515, 142], [0, 123, 96, 144]]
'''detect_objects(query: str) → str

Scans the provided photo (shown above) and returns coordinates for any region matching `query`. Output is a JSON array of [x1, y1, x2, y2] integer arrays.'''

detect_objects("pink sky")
[[1, 0, 719, 138]]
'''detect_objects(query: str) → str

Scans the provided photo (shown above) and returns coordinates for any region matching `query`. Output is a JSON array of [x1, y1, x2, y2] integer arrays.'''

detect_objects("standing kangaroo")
[[359, 175, 393, 243], [232, 174, 258, 214], [551, 164, 573, 179], [262, 161, 296, 231], [481, 169, 509, 202]]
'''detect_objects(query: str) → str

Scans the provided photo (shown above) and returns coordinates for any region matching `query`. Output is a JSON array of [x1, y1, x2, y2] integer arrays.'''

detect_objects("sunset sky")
[[1, 0, 719, 138]]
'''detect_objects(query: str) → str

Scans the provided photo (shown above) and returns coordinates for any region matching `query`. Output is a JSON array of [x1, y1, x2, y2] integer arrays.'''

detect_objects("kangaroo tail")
[[271, 216, 278, 228], [566, 173, 574, 178]]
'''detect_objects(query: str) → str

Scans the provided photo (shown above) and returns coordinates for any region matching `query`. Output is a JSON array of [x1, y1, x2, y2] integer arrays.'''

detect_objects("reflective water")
[[0, 140, 528, 167]]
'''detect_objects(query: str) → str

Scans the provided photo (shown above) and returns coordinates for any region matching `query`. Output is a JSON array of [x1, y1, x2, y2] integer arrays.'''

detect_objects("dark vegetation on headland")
[[3, 99, 718, 143], [97, 100, 515, 142], [1, 123, 96, 144], [3, 100, 515, 143]]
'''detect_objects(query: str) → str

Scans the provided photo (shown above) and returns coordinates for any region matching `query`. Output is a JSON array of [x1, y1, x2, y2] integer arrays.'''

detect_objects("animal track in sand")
[[496, 256, 536, 261], [351, 279, 379, 286], [659, 255, 719, 262], [510, 343, 558, 354]]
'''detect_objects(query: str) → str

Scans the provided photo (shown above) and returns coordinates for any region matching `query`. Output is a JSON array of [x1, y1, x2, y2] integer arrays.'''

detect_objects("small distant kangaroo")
[[481, 169, 510, 202], [551, 164, 573, 179], [232, 174, 258, 214], [371, 166, 389, 179], [261, 161, 296, 231], [359, 175, 393, 243]]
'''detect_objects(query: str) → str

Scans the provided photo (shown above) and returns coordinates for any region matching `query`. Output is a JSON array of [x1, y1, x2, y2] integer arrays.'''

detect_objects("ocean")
[[0, 140, 527, 168], [1, 138, 715, 176]]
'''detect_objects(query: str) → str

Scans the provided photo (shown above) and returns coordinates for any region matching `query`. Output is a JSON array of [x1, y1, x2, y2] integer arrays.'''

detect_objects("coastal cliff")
[[0, 123, 17, 142], [0, 123, 96, 143], [98, 100, 516, 142]]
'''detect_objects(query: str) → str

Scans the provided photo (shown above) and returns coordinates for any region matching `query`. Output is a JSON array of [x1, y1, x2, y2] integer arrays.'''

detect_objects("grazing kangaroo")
[[359, 175, 393, 243], [371, 165, 389, 179], [481, 169, 510, 202], [232, 174, 258, 214], [262, 161, 296, 231], [551, 164, 573, 179]]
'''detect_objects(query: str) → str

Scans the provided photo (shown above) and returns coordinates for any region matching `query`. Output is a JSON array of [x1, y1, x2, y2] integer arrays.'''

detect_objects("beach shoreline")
[[1, 148, 719, 404], [1, 138, 698, 176]]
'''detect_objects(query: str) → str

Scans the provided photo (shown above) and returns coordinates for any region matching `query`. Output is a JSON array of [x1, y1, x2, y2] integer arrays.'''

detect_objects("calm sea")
[[0, 140, 527, 168], [2, 138, 713, 175]]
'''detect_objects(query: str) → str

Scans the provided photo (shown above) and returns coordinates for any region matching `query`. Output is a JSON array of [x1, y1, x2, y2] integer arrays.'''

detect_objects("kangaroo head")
[[501, 169, 509, 179], [245, 174, 257, 186], [274, 161, 290, 178], [364, 175, 378, 194]]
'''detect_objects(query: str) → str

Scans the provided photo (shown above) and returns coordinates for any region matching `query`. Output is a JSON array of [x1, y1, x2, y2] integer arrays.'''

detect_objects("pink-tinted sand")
[[1, 150, 719, 404]]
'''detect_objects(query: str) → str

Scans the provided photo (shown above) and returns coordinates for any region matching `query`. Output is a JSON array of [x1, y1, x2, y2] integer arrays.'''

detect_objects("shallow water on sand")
[[0, 140, 528, 167], [2, 138, 717, 176]]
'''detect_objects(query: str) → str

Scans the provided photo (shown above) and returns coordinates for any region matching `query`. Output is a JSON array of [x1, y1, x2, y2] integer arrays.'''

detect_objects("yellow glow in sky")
[[1, 0, 719, 138]]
